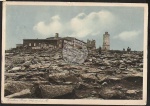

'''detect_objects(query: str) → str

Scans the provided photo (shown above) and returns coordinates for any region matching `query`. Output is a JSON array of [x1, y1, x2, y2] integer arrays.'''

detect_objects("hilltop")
[[5, 47, 143, 99]]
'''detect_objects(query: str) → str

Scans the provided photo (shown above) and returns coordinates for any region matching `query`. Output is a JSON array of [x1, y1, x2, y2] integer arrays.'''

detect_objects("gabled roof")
[[23, 39, 58, 41], [46, 37, 62, 40], [63, 37, 86, 44], [63, 37, 76, 40]]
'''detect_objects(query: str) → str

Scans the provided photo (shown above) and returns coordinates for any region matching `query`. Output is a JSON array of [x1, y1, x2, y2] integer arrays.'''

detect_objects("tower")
[[102, 32, 110, 50], [55, 33, 59, 38]]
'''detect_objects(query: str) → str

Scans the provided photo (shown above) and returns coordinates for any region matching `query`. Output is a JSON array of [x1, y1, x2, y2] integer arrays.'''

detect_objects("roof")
[[23, 36, 86, 44], [63, 37, 86, 44], [63, 37, 76, 40], [23, 39, 59, 41], [46, 37, 62, 40]]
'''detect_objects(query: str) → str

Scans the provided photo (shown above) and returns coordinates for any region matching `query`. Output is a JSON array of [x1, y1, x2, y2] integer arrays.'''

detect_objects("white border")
[[1, 1, 148, 105]]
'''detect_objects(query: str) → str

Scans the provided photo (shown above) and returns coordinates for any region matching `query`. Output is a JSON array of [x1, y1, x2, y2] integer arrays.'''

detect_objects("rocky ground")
[[4, 48, 143, 99]]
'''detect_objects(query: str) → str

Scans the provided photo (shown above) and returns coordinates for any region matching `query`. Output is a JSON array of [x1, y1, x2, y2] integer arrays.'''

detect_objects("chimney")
[[55, 33, 59, 38], [105, 32, 108, 34]]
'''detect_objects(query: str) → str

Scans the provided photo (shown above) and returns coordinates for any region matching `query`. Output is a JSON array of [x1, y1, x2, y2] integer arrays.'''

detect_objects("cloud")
[[33, 10, 117, 38], [69, 10, 117, 38], [33, 15, 63, 36], [113, 30, 141, 41]]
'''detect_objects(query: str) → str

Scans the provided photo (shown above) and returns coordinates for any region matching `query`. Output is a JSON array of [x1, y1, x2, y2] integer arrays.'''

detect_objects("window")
[[34, 43, 36, 46], [29, 43, 31, 46]]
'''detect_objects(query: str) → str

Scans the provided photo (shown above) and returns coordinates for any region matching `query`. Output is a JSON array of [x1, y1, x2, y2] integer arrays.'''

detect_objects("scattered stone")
[[39, 85, 75, 98], [53, 53, 62, 60], [23, 61, 31, 68], [99, 88, 125, 99], [115, 86, 122, 90], [86, 68, 102, 73], [80, 73, 97, 81], [77, 83, 94, 89], [5, 81, 33, 96], [101, 82, 108, 86], [8, 67, 22, 73], [5, 47, 143, 99], [5, 89, 31, 98], [126, 90, 137, 95]]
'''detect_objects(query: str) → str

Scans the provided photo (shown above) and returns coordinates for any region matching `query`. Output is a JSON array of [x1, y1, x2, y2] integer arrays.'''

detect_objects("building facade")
[[23, 33, 63, 49], [22, 33, 86, 50]]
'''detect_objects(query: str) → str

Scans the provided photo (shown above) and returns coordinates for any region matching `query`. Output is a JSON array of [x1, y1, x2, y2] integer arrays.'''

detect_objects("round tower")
[[102, 32, 110, 50]]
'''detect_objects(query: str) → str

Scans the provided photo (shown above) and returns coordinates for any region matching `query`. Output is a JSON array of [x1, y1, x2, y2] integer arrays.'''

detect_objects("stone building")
[[102, 32, 110, 50], [23, 33, 63, 49], [22, 33, 86, 50], [86, 39, 96, 50]]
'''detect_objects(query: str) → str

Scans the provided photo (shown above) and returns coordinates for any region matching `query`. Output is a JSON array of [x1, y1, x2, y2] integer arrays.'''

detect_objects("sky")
[[5, 5, 144, 51]]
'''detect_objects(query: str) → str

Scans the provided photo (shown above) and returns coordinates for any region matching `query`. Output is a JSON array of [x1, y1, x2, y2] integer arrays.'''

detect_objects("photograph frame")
[[1, 1, 148, 105]]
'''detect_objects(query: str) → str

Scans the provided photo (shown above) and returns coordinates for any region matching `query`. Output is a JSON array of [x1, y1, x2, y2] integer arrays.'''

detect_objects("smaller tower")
[[102, 32, 110, 50], [55, 33, 59, 38]]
